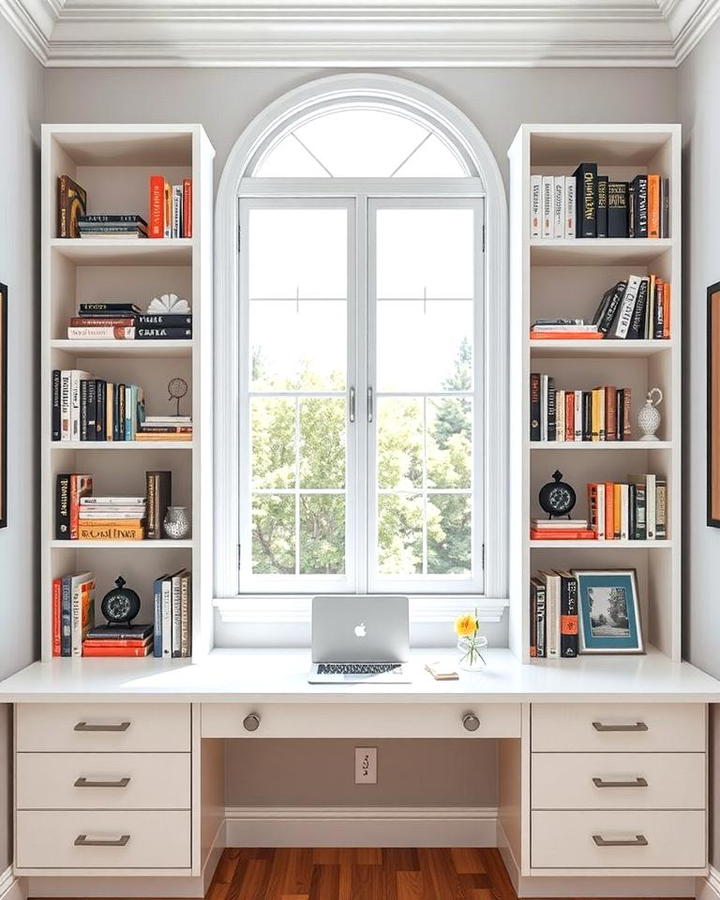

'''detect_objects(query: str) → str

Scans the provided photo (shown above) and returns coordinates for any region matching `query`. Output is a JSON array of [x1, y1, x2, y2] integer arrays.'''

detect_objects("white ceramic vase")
[[638, 387, 663, 441]]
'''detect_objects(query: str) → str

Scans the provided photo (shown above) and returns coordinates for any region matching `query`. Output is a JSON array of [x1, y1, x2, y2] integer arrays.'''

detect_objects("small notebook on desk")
[[425, 661, 459, 681]]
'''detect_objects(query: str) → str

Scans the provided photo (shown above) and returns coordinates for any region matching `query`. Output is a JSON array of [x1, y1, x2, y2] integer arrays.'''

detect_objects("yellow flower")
[[454, 613, 477, 638]]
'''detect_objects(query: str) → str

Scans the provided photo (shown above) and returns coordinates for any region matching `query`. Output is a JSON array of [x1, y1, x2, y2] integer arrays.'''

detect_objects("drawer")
[[17, 753, 191, 810], [202, 702, 521, 739], [16, 810, 191, 870], [532, 752, 705, 810], [531, 703, 705, 752], [17, 704, 191, 752], [531, 810, 706, 870]]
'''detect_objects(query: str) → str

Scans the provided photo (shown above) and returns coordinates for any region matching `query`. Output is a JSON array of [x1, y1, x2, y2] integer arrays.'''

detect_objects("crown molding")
[[2, 0, 719, 67]]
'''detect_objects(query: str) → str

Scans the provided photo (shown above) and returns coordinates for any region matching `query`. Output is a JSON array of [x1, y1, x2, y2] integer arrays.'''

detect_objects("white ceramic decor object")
[[638, 387, 663, 441]]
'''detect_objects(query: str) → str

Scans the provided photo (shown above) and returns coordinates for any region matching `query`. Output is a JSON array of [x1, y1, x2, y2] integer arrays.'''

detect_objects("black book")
[[529, 373, 541, 441], [616, 389, 625, 441], [608, 181, 629, 238], [591, 286, 614, 326], [628, 483, 637, 541], [51, 369, 61, 441], [627, 278, 649, 340], [135, 327, 192, 340], [86, 378, 97, 442], [596, 176, 609, 238], [79, 379, 88, 441], [628, 182, 636, 237], [598, 281, 628, 335], [137, 314, 192, 327], [117, 384, 125, 442], [582, 391, 592, 441], [661, 177, 670, 238], [55, 474, 71, 539], [79, 215, 148, 226], [559, 574, 578, 658], [632, 174, 648, 238], [95, 379, 106, 440], [85, 623, 154, 641], [547, 377, 557, 442], [573, 162, 597, 237], [654, 284, 665, 339], [79, 303, 142, 315], [146, 471, 172, 540]]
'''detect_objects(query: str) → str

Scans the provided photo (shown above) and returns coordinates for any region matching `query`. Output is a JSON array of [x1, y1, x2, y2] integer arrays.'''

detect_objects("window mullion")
[[355, 193, 370, 594]]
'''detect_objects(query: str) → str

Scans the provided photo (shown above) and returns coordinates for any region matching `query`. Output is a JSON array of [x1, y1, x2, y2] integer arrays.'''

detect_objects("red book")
[[529, 529, 596, 540], [149, 175, 165, 239], [52, 578, 61, 657], [83, 639, 151, 648], [182, 178, 192, 238], [82, 644, 152, 657], [529, 331, 604, 341]]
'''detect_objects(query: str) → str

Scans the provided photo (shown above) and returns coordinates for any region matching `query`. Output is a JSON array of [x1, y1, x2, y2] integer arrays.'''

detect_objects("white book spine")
[[530, 175, 542, 238], [172, 184, 182, 239], [60, 371, 71, 441], [619, 484, 629, 540], [646, 474, 657, 540], [70, 371, 90, 442], [541, 176, 553, 238], [553, 176, 565, 239], [574, 391, 583, 441], [172, 574, 181, 657], [540, 374, 548, 441], [614, 275, 642, 339], [161, 579, 172, 657], [547, 577, 560, 658], [564, 175, 576, 238], [597, 483, 606, 540]]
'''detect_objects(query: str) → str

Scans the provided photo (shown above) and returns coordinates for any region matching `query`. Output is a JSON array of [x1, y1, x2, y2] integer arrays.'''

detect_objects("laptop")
[[308, 595, 411, 683]]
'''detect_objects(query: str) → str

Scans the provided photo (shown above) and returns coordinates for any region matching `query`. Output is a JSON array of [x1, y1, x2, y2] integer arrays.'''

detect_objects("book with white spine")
[[553, 176, 565, 239], [564, 175, 576, 238], [530, 175, 542, 238]]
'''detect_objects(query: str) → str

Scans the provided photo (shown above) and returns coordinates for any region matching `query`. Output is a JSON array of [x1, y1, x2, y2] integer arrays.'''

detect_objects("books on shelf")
[[83, 623, 154, 657], [78, 496, 147, 541], [149, 175, 192, 239], [64, 303, 193, 342], [530, 164, 670, 240], [55, 474, 93, 539], [153, 570, 192, 658], [530, 518, 595, 540], [52, 571, 95, 656], [530, 571, 578, 659], [530, 374, 632, 442], [587, 475, 667, 541], [78, 214, 148, 240], [52, 371, 146, 441]]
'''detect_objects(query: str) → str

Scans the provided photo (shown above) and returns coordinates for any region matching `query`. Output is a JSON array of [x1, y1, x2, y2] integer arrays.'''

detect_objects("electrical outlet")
[[354, 747, 377, 784]]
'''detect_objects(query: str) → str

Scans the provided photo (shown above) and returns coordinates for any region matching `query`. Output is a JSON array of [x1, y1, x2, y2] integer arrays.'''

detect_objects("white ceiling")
[[1, 0, 718, 67]]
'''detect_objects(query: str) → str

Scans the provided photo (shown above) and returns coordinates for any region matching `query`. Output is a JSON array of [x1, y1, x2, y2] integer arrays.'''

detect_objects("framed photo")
[[0, 283, 5, 528], [572, 569, 643, 654], [708, 282, 720, 526]]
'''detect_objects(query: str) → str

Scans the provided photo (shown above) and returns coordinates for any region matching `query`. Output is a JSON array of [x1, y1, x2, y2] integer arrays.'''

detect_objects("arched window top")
[[250, 98, 473, 178]]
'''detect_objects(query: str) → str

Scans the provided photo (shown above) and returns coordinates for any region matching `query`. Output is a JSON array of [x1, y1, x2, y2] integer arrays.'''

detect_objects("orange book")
[[604, 482, 615, 540], [83, 644, 152, 657], [613, 483, 622, 538], [663, 281, 671, 338], [648, 174, 661, 239], [77, 521, 146, 541], [530, 331, 604, 341], [149, 175, 165, 238], [529, 529, 596, 540], [182, 178, 192, 238]]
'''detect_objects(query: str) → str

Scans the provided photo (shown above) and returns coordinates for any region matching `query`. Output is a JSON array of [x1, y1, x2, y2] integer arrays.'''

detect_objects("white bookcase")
[[41, 125, 215, 662], [508, 125, 682, 663]]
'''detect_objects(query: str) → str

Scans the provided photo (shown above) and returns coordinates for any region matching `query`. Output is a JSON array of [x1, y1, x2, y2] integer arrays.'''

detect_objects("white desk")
[[1, 648, 718, 897]]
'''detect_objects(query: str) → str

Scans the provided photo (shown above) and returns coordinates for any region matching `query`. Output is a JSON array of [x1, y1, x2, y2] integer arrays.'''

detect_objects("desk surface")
[[0, 648, 719, 703]]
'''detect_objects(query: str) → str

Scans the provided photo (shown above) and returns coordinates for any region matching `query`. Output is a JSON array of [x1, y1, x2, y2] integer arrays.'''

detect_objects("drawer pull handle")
[[74, 721, 131, 733], [462, 713, 480, 732], [74, 834, 130, 847], [592, 721, 648, 732], [592, 834, 648, 848], [592, 776, 648, 789], [243, 713, 261, 732], [74, 777, 131, 789]]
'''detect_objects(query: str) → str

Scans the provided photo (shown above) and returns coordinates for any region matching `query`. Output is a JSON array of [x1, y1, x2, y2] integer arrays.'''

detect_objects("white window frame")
[[214, 74, 509, 631]]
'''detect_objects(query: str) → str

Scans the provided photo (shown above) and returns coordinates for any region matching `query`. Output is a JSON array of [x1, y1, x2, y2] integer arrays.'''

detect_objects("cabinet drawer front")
[[531, 810, 706, 870], [16, 810, 191, 870], [17, 753, 191, 810], [532, 704, 705, 752], [202, 702, 520, 739], [532, 753, 705, 810], [17, 704, 191, 752]]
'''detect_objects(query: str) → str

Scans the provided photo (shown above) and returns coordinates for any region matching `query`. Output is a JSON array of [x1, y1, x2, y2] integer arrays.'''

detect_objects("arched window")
[[215, 75, 508, 627]]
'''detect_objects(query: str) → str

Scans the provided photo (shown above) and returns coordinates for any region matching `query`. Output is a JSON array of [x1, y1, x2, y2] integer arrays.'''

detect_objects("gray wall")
[[44, 64, 678, 809], [0, 15, 43, 870], [678, 16, 720, 867]]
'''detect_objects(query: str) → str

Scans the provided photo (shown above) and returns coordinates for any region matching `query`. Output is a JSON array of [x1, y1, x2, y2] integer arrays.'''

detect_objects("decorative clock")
[[538, 470, 576, 519], [101, 576, 142, 627]]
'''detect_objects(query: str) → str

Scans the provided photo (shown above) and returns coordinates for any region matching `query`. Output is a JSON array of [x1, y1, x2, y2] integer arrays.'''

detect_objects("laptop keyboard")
[[317, 663, 401, 675]]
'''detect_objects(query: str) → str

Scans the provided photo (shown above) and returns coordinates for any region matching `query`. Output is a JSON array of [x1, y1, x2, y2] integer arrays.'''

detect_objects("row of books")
[[529, 571, 578, 658], [55, 471, 173, 541], [67, 303, 192, 341], [51, 571, 95, 656], [52, 371, 145, 442], [153, 570, 193, 658], [530, 375, 632, 442], [530, 165, 670, 240], [588, 477, 667, 541], [149, 175, 192, 239]]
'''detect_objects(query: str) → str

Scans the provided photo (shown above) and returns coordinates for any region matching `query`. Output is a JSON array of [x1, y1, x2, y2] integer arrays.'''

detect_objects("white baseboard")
[[0, 867, 26, 900], [696, 865, 720, 900], [225, 805, 497, 847]]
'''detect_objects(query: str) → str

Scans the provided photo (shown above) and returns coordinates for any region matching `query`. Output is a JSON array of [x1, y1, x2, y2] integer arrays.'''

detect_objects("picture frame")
[[708, 281, 720, 526], [572, 569, 643, 654], [0, 283, 6, 528]]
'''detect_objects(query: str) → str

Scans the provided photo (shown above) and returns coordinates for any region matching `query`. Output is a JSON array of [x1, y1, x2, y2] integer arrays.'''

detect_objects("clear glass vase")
[[457, 635, 488, 671], [163, 506, 191, 540]]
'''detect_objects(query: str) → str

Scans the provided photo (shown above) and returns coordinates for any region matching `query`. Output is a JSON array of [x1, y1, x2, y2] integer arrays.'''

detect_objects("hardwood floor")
[[207, 847, 517, 900]]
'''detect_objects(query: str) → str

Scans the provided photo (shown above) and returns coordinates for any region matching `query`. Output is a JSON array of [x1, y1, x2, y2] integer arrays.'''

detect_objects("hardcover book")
[[596, 175, 609, 238], [57, 175, 87, 238], [572, 162, 597, 238], [607, 181, 629, 237]]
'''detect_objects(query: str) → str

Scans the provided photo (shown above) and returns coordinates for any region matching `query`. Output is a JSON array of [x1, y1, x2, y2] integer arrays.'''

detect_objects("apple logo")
[[354, 622, 367, 638]]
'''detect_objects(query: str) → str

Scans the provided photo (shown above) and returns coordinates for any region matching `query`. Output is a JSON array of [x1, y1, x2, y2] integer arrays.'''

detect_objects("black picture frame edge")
[[708, 281, 720, 527], [0, 283, 6, 528]]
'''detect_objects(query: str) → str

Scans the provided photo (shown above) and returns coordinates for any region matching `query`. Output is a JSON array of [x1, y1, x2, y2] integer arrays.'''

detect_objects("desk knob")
[[462, 713, 480, 732], [243, 713, 261, 732]]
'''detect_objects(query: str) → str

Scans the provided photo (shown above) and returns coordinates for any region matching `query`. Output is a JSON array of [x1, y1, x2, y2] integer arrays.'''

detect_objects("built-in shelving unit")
[[508, 124, 681, 663], [41, 124, 215, 662]]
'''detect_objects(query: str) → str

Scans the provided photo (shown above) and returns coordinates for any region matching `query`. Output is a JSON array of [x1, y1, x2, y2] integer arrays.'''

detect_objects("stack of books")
[[65, 303, 192, 341], [530, 375, 632, 442], [587, 476, 667, 541], [149, 175, 192, 239], [530, 165, 670, 239], [530, 319, 601, 340], [51, 370, 146, 441], [153, 570, 192, 658], [83, 623, 154, 658], [530, 571, 578, 659], [77, 496, 147, 542], [137, 416, 192, 442], [52, 571, 95, 656], [78, 215, 147, 240], [530, 519, 594, 541]]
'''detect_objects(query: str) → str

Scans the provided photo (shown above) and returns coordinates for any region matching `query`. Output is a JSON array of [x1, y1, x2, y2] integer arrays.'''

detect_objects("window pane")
[[377, 398, 423, 490], [248, 208, 347, 299], [250, 299, 346, 391], [300, 398, 346, 489], [377, 301, 473, 393], [378, 494, 423, 575], [393, 133, 466, 178], [252, 494, 295, 574], [300, 495, 345, 574], [376, 208, 474, 299], [251, 398, 296, 489], [427, 494, 472, 575], [255, 135, 331, 178], [426, 398, 472, 490]]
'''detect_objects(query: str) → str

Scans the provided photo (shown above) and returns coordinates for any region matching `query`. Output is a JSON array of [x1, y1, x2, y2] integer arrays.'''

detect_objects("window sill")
[[213, 595, 509, 625]]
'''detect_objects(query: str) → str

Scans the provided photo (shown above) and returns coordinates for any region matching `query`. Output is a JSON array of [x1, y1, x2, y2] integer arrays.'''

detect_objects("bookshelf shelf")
[[509, 123, 681, 664], [42, 124, 215, 663]]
